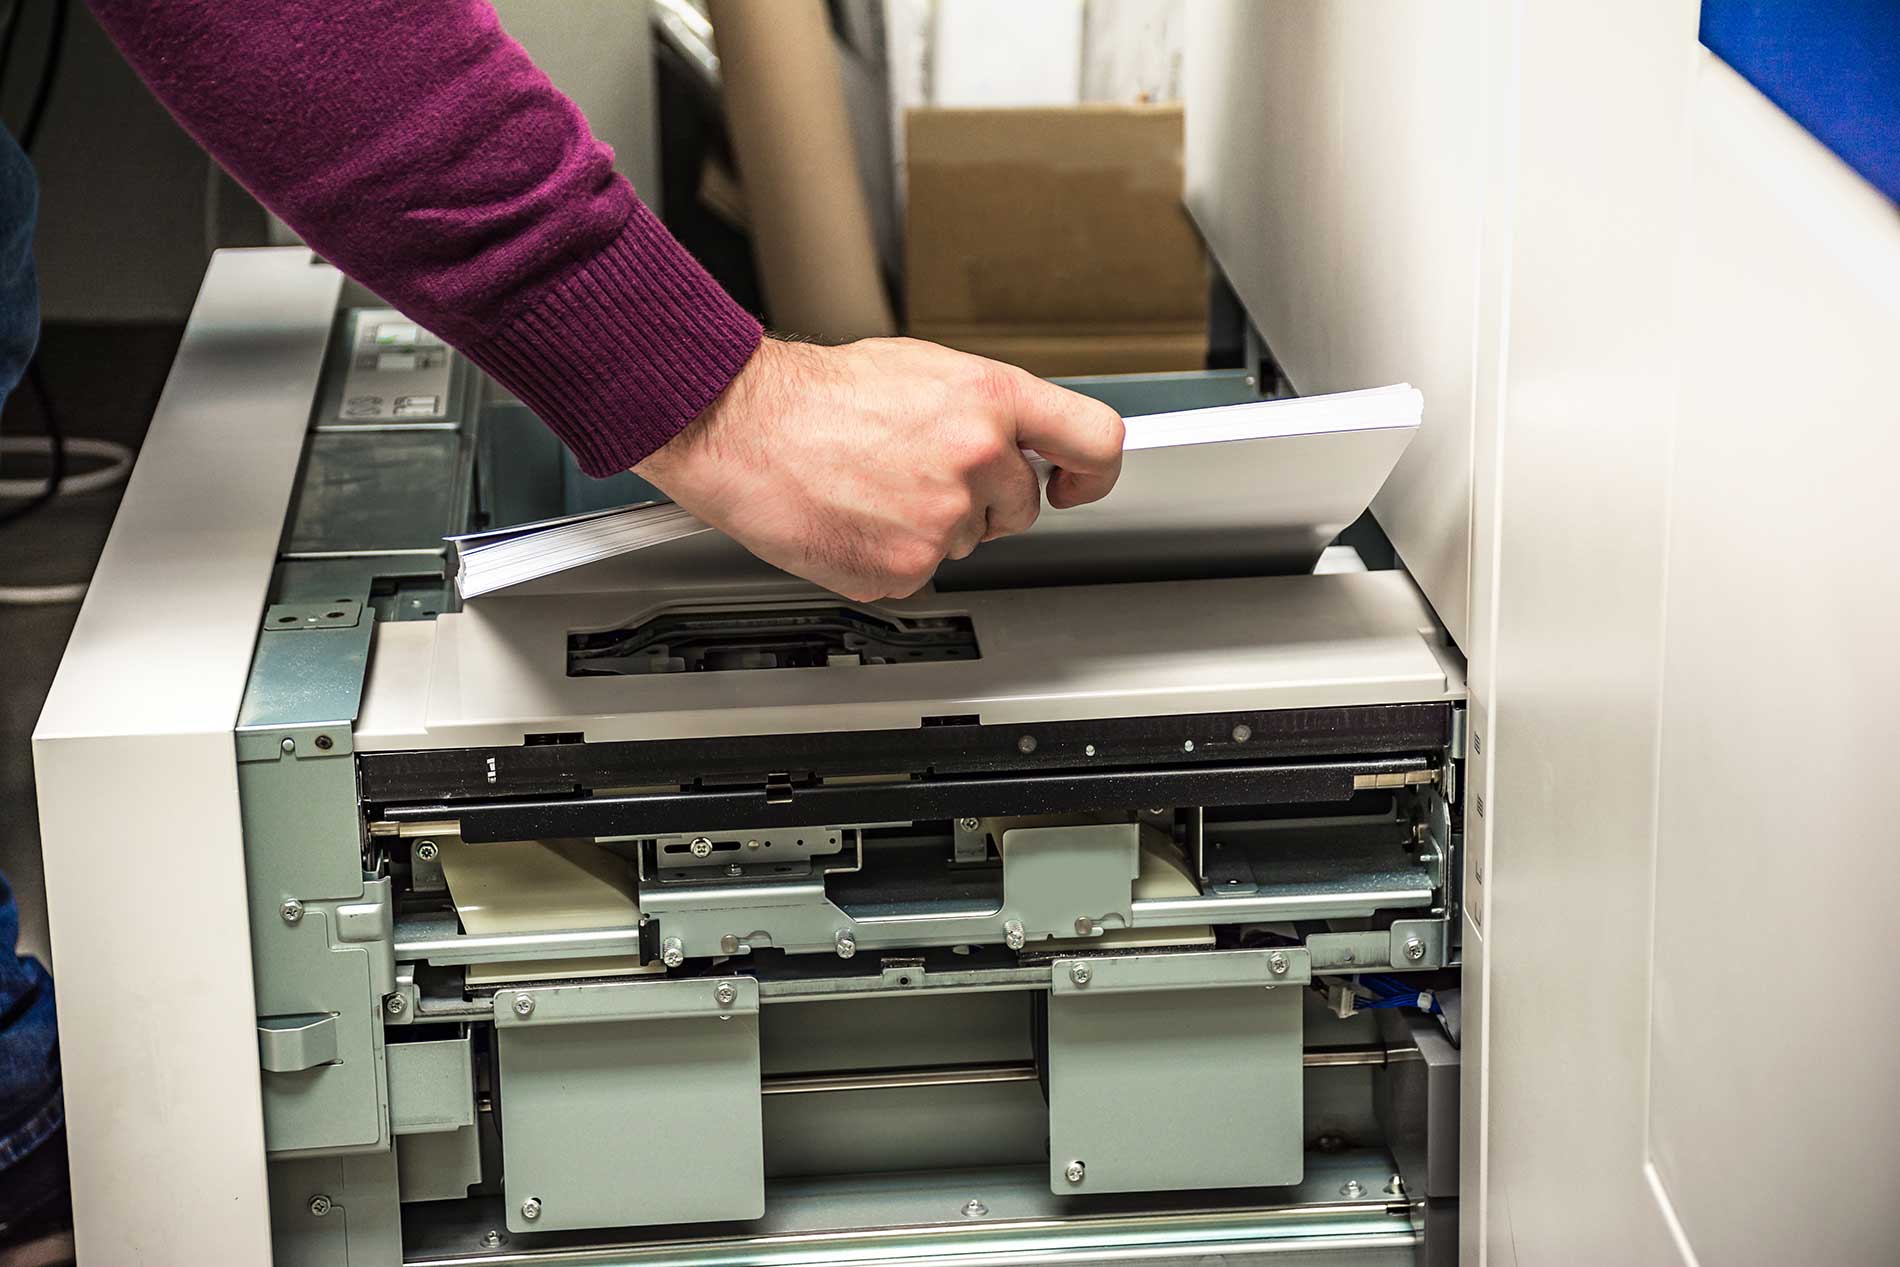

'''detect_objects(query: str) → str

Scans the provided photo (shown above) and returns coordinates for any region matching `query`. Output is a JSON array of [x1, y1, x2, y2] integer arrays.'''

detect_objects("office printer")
[[36, 251, 1465, 1266]]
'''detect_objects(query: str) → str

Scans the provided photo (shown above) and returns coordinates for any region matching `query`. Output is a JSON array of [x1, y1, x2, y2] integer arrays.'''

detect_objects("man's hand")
[[634, 337, 1125, 602]]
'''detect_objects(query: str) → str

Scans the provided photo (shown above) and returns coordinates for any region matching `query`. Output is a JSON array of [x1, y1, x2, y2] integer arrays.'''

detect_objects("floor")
[[0, 323, 180, 969]]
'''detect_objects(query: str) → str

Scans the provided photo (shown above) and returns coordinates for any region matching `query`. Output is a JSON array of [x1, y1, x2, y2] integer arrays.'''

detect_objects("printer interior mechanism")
[[233, 300, 1466, 1265]]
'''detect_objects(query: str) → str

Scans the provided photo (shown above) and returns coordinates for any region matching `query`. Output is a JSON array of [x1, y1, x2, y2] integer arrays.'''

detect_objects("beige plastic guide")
[[436, 836, 659, 984]]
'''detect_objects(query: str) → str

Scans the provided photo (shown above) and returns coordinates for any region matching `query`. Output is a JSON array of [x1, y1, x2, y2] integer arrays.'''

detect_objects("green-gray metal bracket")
[[262, 599, 365, 631], [1308, 919, 1450, 973], [1049, 947, 1312, 994], [494, 976, 758, 1028]]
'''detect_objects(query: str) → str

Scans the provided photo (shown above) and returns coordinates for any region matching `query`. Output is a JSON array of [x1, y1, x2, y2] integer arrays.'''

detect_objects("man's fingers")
[[1004, 371, 1125, 509], [976, 450, 1042, 542]]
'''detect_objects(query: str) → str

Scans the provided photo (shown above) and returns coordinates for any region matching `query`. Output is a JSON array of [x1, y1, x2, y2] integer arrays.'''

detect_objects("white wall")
[[1471, 0, 1697, 1258], [1641, 52, 1900, 1267], [1479, 14, 1900, 1265], [1187, 2, 1900, 1262]]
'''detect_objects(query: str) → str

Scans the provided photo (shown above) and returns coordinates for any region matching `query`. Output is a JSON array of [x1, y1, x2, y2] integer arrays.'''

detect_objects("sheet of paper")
[[436, 836, 658, 985]]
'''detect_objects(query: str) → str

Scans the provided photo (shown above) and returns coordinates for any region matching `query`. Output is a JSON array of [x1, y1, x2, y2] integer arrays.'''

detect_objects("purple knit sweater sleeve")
[[87, 0, 762, 476]]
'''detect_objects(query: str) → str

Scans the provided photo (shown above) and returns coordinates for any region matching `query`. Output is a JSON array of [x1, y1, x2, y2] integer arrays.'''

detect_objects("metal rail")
[[756, 1047, 1410, 1097]]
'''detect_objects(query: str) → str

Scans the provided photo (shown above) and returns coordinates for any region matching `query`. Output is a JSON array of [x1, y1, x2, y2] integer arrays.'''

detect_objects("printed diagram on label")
[[335, 309, 455, 424]]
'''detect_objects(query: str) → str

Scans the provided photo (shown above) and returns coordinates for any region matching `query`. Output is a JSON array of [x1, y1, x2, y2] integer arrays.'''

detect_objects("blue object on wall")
[[1698, 1, 1900, 203]]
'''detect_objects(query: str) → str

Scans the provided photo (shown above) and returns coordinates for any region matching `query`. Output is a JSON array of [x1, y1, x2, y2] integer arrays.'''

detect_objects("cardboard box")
[[904, 103, 1207, 377]]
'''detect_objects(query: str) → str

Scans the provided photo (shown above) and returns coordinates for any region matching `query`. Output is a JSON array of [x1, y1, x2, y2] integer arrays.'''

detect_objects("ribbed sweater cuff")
[[463, 210, 763, 478]]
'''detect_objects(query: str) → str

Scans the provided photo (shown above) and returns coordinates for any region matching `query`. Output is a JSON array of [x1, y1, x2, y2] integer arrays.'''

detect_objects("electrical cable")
[[16, 0, 65, 152], [0, 358, 64, 526], [0, 433, 133, 499], [202, 153, 222, 257], [0, 2, 26, 94], [0, 580, 82, 603], [0, 0, 127, 605], [0, 0, 67, 532]]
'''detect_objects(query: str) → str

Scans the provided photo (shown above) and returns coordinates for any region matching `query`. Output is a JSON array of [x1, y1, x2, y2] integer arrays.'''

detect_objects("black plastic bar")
[[357, 702, 1452, 803], [383, 755, 1433, 842]]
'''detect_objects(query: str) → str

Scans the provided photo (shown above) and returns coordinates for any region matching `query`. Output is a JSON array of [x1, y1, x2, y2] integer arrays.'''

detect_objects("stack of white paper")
[[450, 383, 1422, 599], [452, 503, 711, 599], [1118, 384, 1423, 450]]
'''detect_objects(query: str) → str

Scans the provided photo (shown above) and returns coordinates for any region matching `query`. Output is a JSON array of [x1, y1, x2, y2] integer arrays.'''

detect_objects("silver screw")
[[689, 836, 714, 858], [1385, 1173, 1407, 1196], [1340, 1179, 1365, 1199], [1084, 743, 1096, 756], [280, 899, 304, 924], [714, 981, 739, 1007], [746, 838, 761, 850], [1003, 919, 1026, 950], [1073, 916, 1095, 936], [1232, 724, 1252, 742], [958, 817, 980, 831], [512, 994, 535, 1018], [1268, 951, 1289, 976], [481, 1230, 504, 1249], [962, 1199, 988, 1217], [1064, 1159, 1086, 1185], [520, 1196, 542, 1222], [415, 840, 439, 861], [308, 1194, 333, 1217], [1404, 936, 1426, 962], [1069, 963, 1092, 987], [720, 934, 741, 955], [280, 737, 296, 754], [384, 994, 407, 1016], [833, 930, 857, 959], [1017, 734, 1037, 753], [660, 937, 685, 968], [1183, 739, 1195, 752]]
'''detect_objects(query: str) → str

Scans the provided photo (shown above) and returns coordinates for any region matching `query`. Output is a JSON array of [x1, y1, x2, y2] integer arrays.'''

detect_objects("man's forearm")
[[88, 0, 761, 473]]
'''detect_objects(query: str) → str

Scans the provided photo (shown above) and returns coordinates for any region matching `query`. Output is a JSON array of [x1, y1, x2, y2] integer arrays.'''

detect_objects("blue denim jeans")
[[0, 127, 64, 1232]]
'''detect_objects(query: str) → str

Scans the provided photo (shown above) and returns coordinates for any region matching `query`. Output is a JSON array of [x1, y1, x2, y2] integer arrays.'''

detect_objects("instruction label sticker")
[[337, 309, 453, 423]]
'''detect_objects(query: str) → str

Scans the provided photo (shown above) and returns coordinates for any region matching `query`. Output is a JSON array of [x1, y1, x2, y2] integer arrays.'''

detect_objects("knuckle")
[[926, 489, 975, 537], [943, 425, 1010, 475], [891, 540, 943, 582]]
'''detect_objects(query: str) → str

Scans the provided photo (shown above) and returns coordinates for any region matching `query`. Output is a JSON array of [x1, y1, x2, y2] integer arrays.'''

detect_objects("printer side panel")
[[31, 249, 343, 1267]]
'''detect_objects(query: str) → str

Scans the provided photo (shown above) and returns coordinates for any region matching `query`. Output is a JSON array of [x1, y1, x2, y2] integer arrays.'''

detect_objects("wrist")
[[635, 336, 817, 494]]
